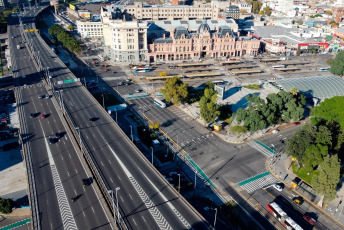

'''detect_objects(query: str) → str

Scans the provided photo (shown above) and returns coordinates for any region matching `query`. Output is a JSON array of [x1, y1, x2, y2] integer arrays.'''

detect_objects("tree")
[[311, 96, 344, 127], [252, 1, 262, 14], [330, 51, 344, 76], [67, 25, 74, 31], [262, 6, 271, 16], [159, 72, 167, 77], [199, 82, 220, 123], [289, 86, 298, 96], [312, 155, 341, 201], [302, 144, 328, 172], [161, 76, 188, 104], [285, 124, 317, 162], [0, 198, 14, 214]]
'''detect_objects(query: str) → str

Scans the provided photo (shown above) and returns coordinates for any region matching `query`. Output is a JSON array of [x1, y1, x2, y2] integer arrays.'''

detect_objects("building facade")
[[148, 21, 260, 62], [123, 1, 220, 20], [76, 20, 103, 38], [226, 5, 240, 19], [102, 17, 148, 63]]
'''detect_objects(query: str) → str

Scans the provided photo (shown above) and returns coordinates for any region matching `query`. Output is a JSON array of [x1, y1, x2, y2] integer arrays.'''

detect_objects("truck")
[[16, 45, 20, 49]]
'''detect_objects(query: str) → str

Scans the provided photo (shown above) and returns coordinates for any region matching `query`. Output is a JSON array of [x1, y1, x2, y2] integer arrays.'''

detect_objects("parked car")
[[45, 94, 50, 99], [83, 178, 92, 186], [55, 132, 61, 139], [49, 136, 55, 144], [272, 130, 279, 134], [30, 113, 35, 118], [41, 114, 46, 119], [38, 94, 43, 99]]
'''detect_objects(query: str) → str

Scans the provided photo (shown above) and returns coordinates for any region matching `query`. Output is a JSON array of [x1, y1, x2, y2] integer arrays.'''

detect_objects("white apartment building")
[[102, 10, 148, 63], [76, 20, 103, 38], [122, 1, 220, 20]]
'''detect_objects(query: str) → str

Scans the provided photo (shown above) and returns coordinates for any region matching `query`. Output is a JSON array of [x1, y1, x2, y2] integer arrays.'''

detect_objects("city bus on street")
[[267, 202, 287, 222], [154, 98, 166, 108], [283, 217, 303, 230]]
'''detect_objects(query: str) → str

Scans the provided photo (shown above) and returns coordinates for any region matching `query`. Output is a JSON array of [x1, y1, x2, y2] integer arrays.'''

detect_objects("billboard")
[[69, 4, 76, 11], [79, 11, 91, 19]]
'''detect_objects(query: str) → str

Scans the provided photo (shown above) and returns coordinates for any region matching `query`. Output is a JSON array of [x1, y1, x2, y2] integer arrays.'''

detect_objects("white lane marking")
[[120, 196, 124, 202], [101, 161, 104, 166], [108, 146, 172, 230], [132, 218, 137, 226], [129, 194, 133, 200], [138, 168, 192, 229], [67, 171, 70, 177], [110, 177, 113, 183], [142, 216, 146, 223], [92, 207, 95, 213], [108, 159, 112, 165], [69, 154, 71, 158], [117, 175, 121, 181]]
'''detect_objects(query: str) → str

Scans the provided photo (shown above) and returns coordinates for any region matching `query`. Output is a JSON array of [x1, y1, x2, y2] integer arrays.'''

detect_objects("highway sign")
[[57, 78, 80, 85]]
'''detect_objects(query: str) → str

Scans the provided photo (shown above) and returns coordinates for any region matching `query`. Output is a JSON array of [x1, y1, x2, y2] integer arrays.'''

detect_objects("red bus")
[[267, 202, 287, 222]]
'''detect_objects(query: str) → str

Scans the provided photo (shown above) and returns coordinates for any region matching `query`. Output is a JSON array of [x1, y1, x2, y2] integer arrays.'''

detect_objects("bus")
[[154, 98, 166, 108], [283, 217, 303, 230], [320, 67, 330, 72], [272, 65, 286, 70], [267, 202, 287, 221]]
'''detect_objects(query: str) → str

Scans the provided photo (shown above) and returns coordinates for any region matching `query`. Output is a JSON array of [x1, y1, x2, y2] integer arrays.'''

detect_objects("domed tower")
[[198, 20, 211, 34]]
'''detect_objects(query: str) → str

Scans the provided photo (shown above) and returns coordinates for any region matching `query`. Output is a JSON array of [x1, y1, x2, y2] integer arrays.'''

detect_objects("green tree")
[[67, 24, 74, 31], [0, 198, 14, 214], [285, 124, 317, 162], [311, 96, 344, 127], [199, 82, 219, 123], [262, 6, 271, 16], [289, 86, 298, 96], [302, 144, 328, 172], [315, 126, 332, 147], [161, 76, 188, 104], [251, 1, 262, 14], [312, 155, 341, 201], [330, 51, 344, 76]]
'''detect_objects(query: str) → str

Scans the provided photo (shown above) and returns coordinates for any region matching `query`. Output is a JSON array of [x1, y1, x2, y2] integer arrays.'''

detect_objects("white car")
[[273, 183, 283, 192], [272, 130, 279, 134]]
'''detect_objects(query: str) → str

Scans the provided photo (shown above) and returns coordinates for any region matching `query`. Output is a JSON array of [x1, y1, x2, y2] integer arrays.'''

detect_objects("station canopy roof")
[[276, 76, 344, 99]]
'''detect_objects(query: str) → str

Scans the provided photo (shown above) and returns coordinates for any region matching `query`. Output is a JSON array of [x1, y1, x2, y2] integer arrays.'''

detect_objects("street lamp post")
[[108, 190, 115, 221], [150, 147, 154, 165], [115, 187, 120, 222], [194, 170, 197, 189], [214, 208, 217, 228], [115, 108, 117, 123], [178, 173, 181, 193], [130, 125, 133, 142]]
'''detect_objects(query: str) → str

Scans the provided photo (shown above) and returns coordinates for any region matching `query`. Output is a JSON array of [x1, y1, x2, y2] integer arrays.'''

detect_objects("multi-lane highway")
[[19, 5, 209, 230], [10, 10, 113, 230]]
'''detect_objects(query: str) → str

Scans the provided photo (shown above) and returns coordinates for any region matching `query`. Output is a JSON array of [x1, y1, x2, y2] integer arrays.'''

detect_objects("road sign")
[[57, 78, 80, 85]]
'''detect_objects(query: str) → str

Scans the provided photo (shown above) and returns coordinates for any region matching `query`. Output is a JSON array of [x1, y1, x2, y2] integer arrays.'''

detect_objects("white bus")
[[272, 65, 286, 70], [283, 217, 303, 230], [154, 98, 166, 108], [267, 202, 287, 222]]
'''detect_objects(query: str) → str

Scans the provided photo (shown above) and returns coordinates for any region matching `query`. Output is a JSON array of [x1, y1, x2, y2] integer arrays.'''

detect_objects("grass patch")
[[291, 161, 319, 185], [93, 93, 121, 108], [243, 84, 261, 90]]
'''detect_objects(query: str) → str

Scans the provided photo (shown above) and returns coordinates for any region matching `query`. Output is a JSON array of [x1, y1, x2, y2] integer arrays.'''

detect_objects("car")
[[135, 89, 141, 93], [30, 113, 35, 118], [49, 136, 55, 144], [88, 117, 98, 122], [22, 75, 26, 79], [41, 114, 46, 119], [293, 122, 300, 126], [272, 183, 283, 192], [272, 130, 279, 134], [55, 132, 61, 139], [45, 94, 50, 99], [292, 197, 304, 205], [118, 82, 124, 86], [38, 94, 43, 99], [303, 213, 317, 225], [82, 178, 92, 186]]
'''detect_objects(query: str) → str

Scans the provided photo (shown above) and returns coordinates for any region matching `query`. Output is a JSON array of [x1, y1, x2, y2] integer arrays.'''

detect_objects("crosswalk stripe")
[[247, 141, 274, 157], [239, 174, 277, 194]]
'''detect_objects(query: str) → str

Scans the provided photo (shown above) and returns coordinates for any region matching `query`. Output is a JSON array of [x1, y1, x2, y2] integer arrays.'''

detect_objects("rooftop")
[[276, 76, 344, 100]]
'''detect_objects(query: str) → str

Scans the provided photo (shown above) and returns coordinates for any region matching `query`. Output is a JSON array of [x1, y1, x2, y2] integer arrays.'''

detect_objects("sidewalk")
[[268, 153, 344, 228]]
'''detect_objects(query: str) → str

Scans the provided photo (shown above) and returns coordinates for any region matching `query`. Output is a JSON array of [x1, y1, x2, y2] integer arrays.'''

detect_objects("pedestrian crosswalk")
[[247, 140, 274, 158], [238, 173, 277, 194]]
